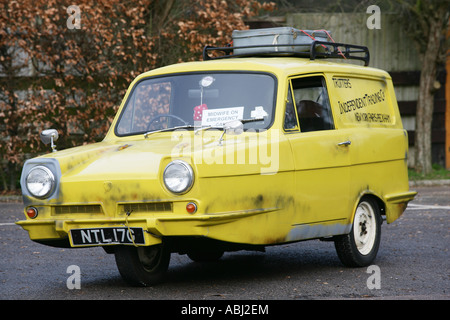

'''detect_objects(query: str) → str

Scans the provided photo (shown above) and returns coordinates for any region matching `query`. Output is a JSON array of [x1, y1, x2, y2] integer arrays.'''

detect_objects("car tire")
[[114, 243, 170, 287], [334, 197, 382, 267]]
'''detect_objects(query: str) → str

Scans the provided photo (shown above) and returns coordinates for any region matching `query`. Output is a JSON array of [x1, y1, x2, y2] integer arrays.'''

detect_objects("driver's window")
[[284, 76, 334, 133]]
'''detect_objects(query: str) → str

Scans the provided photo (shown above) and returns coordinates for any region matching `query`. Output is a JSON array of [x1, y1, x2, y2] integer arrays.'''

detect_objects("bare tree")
[[396, 0, 449, 174]]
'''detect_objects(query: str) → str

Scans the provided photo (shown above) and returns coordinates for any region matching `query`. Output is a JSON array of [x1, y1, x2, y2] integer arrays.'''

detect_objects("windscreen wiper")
[[144, 125, 194, 138]]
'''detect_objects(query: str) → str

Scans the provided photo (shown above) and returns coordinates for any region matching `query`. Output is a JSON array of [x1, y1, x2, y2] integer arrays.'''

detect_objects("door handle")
[[338, 140, 351, 146]]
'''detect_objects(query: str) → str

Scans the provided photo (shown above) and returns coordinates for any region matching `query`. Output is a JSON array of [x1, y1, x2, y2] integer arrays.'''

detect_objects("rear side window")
[[284, 76, 335, 132]]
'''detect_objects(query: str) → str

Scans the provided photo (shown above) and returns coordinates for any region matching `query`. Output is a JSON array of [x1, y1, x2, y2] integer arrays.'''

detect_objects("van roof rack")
[[202, 41, 370, 66]]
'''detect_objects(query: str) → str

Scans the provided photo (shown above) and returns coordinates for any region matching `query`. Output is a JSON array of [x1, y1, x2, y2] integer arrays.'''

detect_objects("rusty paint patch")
[[117, 144, 132, 151]]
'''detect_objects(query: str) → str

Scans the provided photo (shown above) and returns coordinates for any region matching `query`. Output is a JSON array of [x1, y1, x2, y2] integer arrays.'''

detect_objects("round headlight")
[[26, 166, 55, 198], [163, 160, 194, 194]]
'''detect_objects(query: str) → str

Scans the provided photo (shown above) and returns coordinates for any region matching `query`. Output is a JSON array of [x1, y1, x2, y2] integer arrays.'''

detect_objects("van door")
[[284, 75, 352, 240]]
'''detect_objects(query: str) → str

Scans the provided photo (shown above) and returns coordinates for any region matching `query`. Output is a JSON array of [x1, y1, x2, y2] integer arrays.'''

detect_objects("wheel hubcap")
[[353, 201, 377, 255]]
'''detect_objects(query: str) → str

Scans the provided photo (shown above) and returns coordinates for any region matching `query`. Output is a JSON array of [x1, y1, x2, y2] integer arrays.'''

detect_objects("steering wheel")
[[147, 114, 188, 131]]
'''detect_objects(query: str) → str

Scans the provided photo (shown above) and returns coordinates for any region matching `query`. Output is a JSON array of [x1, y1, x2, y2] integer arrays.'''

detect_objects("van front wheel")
[[114, 243, 170, 286], [334, 198, 381, 267]]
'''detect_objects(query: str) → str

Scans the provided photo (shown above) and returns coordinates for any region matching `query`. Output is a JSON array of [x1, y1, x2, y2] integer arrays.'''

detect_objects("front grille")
[[120, 202, 173, 214], [53, 205, 103, 215]]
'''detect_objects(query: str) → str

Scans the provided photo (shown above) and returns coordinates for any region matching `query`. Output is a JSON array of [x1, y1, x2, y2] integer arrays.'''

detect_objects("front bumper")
[[16, 206, 280, 248]]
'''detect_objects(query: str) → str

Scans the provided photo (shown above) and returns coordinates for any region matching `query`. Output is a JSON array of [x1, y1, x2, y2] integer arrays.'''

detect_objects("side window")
[[291, 76, 335, 132], [283, 84, 299, 131]]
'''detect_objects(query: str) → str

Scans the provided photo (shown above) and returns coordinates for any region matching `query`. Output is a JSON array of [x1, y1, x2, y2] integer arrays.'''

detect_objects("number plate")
[[70, 227, 145, 246]]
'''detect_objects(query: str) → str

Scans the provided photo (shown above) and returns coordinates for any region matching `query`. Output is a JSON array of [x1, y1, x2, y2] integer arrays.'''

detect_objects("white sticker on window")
[[251, 106, 268, 119], [201, 107, 244, 127]]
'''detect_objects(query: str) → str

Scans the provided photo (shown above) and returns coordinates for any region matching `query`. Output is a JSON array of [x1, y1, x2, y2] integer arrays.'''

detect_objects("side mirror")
[[40, 129, 59, 152], [218, 120, 244, 146]]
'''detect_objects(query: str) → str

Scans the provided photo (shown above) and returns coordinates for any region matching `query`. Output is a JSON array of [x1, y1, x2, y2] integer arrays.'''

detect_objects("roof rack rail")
[[202, 41, 370, 66]]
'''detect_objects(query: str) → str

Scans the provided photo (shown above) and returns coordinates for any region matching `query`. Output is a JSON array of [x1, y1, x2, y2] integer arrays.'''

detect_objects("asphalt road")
[[0, 186, 448, 305]]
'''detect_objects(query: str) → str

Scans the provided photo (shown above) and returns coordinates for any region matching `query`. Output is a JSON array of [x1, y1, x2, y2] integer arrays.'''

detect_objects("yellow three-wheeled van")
[[18, 28, 416, 286]]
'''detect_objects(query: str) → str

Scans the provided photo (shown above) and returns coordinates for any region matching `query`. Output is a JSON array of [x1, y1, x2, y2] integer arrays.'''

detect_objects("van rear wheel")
[[334, 198, 381, 267], [114, 243, 170, 286]]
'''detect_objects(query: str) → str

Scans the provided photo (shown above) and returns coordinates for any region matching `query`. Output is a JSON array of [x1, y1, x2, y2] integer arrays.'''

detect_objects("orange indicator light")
[[26, 207, 38, 219], [186, 202, 197, 214]]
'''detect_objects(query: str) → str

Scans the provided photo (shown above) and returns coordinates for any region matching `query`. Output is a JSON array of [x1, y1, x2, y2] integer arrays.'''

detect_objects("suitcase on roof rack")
[[232, 27, 330, 55]]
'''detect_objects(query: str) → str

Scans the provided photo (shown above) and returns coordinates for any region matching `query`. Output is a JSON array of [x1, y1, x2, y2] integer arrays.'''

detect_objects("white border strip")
[[407, 204, 450, 210]]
